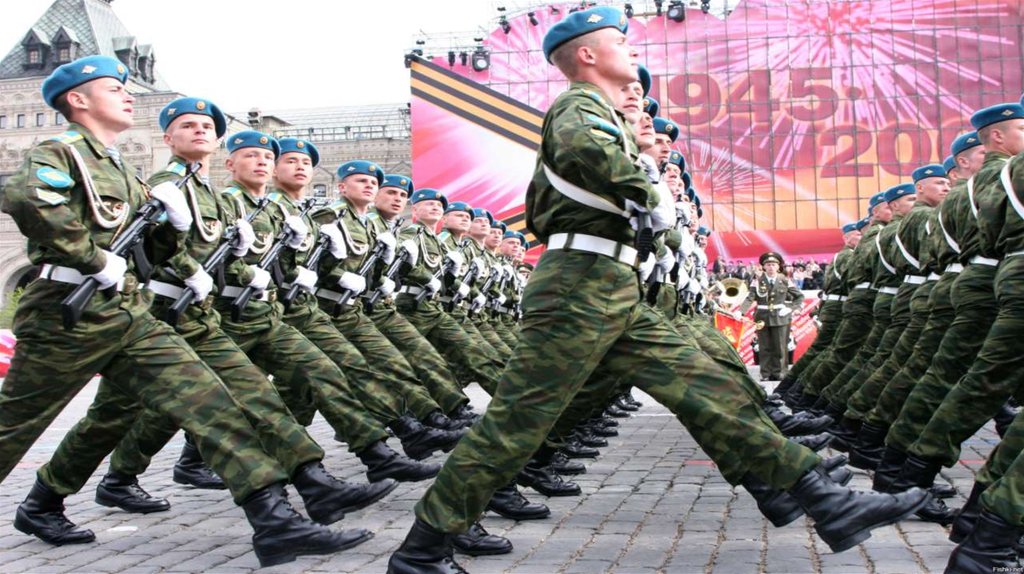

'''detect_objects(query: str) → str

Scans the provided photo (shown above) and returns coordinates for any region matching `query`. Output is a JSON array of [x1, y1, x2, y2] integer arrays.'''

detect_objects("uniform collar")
[[69, 122, 120, 165]]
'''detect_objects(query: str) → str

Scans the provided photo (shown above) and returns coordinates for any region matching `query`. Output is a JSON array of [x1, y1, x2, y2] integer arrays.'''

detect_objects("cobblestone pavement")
[[0, 371, 997, 573]]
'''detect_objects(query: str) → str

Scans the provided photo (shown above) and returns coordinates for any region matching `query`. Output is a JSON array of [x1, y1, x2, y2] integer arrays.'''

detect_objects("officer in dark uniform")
[[745, 252, 805, 381]]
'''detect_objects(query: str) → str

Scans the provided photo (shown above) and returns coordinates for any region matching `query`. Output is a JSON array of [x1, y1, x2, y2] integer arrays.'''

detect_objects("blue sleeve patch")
[[165, 161, 187, 177], [36, 167, 74, 189], [585, 115, 621, 138], [222, 186, 242, 198], [48, 131, 83, 145]]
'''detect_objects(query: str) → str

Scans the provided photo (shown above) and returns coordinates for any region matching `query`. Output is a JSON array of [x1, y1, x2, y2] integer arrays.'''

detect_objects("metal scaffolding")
[[269, 103, 411, 142]]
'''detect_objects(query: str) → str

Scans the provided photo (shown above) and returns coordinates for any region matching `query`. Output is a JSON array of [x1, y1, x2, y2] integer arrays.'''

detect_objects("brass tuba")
[[716, 277, 748, 311]]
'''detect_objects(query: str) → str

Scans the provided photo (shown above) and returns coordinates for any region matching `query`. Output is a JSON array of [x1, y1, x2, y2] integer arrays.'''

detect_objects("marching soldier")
[[743, 252, 804, 382]]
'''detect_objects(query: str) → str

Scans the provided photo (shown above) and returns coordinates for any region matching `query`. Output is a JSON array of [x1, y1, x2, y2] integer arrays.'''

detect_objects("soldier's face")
[[890, 194, 916, 215], [470, 216, 491, 238], [591, 29, 638, 86], [635, 113, 655, 149], [764, 261, 779, 276], [956, 146, 986, 175], [617, 82, 643, 123], [653, 134, 672, 163], [412, 200, 443, 224], [485, 228, 503, 249], [74, 78, 135, 131], [872, 201, 893, 223], [375, 186, 408, 218], [500, 238, 519, 257], [915, 176, 950, 207], [274, 152, 312, 192], [993, 118, 1024, 156], [444, 210, 472, 232], [227, 147, 276, 188], [844, 230, 862, 249], [340, 174, 378, 207], [164, 114, 218, 159]]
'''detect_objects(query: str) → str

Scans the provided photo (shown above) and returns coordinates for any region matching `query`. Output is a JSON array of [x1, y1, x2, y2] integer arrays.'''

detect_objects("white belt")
[[904, 275, 926, 285], [145, 279, 184, 299], [945, 263, 964, 273], [399, 286, 426, 295], [547, 233, 639, 267], [315, 288, 355, 306], [852, 282, 872, 290], [970, 256, 1000, 267], [437, 295, 464, 308], [1006, 250, 1024, 258], [878, 286, 899, 295], [824, 294, 846, 302], [39, 263, 126, 291], [496, 305, 515, 314], [220, 285, 270, 302], [757, 304, 787, 310], [927, 273, 941, 281]]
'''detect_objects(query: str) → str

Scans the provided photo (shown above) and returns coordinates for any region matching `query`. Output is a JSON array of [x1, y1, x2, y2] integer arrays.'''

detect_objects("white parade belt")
[[547, 233, 639, 268]]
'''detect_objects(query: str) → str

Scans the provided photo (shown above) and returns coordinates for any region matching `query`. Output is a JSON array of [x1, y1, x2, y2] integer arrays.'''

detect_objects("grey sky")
[[0, 0, 499, 112]]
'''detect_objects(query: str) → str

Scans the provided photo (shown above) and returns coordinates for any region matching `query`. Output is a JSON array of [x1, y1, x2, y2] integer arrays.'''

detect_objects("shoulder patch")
[[585, 114, 621, 138], [35, 188, 68, 206], [222, 186, 242, 198], [438, 230, 451, 240], [366, 212, 379, 221], [47, 131, 83, 145], [327, 199, 348, 216], [576, 89, 604, 104], [267, 191, 284, 204], [165, 161, 187, 177], [35, 167, 74, 189]]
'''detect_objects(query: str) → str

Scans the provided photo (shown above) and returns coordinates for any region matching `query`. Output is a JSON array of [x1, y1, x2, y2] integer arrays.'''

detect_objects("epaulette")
[[438, 230, 451, 241], [165, 160, 188, 177], [586, 114, 621, 139], [576, 88, 604, 104], [366, 211, 380, 221], [324, 199, 348, 217], [48, 130, 83, 145], [267, 191, 284, 204], [222, 186, 243, 198]]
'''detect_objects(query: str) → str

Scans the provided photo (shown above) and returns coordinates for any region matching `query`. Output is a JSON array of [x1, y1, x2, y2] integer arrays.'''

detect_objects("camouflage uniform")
[[784, 245, 852, 384]]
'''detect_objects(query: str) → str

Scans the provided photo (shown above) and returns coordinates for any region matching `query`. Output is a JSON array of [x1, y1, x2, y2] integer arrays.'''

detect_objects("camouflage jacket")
[[972, 151, 1013, 260], [893, 201, 936, 277], [999, 152, 1024, 256]]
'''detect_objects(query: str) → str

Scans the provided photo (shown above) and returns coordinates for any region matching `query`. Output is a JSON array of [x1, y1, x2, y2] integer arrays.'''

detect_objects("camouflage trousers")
[[819, 291, 895, 405], [490, 314, 520, 351], [40, 300, 322, 492], [415, 251, 819, 533], [786, 299, 843, 382], [0, 287, 285, 504], [845, 280, 933, 421], [800, 289, 876, 396], [447, 304, 507, 388], [909, 260, 1015, 466], [471, 314, 513, 359], [980, 409, 1024, 526], [397, 296, 503, 396], [367, 301, 470, 415]]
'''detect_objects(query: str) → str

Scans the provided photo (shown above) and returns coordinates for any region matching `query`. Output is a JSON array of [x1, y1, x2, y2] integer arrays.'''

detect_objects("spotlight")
[[624, 3, 634, 18], [447, 51, 456, 67], [528, 11, 539, 25], [655, 0, 664, 16], [701, 0, 710, 13], [500, 15, 511, 34], [460, 51, 468, 66], [550, 6, 560, 14], [667, 0, 686, 21], [472, 47, 490, 72]]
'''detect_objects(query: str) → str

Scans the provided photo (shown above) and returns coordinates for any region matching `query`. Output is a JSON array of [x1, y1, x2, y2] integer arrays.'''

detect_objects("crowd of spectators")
[[710, 258, 830, 290]]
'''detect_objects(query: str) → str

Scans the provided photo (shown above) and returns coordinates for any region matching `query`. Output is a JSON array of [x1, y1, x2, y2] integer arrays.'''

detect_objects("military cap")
[[697, 207, 704, 218], [445, 201, 474, 215], [970, 103, 1024, 130], [653, 117, 679, 142], [277, 138, 320, 167], [637, 64, 652, 97], [686, 186, 696, 201], [160, 97, 227, 138], [42, 55, 129, 108], [692, 194, 702, 210], [855, 216, 871, 230], [543, 6, 628, 62], [471, 207, 494, 225], [868, 191, 887, 211], [883, 183, 916, 203], [841, 221, 859, 234], [912, 164, 946, 183], [942, 155, 957, 174], [643, 96, 659, 118], [697, 226, 712, 237], [760, 251, 783, 266], [503, 229, 529, 248], [951, 131, 981, 157], [491, 219, 507, 231], [382, 174, 414, 193], [667, 151, 685, 172], [681, 170, 692, 188], [410, 188, 448, 210], [517, 262, 535, 271], [337, 160, 384, 184], [226, 130, 280, 158]]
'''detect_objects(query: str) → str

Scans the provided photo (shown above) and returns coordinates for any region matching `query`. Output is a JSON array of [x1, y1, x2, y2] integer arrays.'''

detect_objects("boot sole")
[[767, 507, 806, 528], [823, 495, 931, 553], [172, 476, 227, 490], [516, 477, 582, 497], [454, 544, 514, 556], [94, 494, 170, 514], [256, 530, 374, 567], [13, 515, 95, 546], [486, 505, 551, 521]]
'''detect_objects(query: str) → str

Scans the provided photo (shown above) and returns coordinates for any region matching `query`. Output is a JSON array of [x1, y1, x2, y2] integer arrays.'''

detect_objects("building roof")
[[267, 103, 411, 142]]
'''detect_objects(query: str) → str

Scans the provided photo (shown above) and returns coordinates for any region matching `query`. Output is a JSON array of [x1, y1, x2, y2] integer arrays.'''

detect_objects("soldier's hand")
[[378, 277, 396, 297], [445, 250, 465, 270], [472, 293, 487, 309], [469, 257, 486, 276], [88, 250, 128, 290], [149, 182, 193, 232], [295, 265, 318, 292], [231, 219, 256, 256], [377, 232, 397, 264], [184, 268, 214, 301], [497, 294, 507, 306], [248, 266, 271, 293], [426, 277, 442, 294], [320, 222, 347, 259], [284, 216, 309, 249], [778, 306, 793, 318], [338, 271, 366, 295], [656, 250, 674, 273], [457, 281, 471, 298], [639, 253, 656, 282], [400, 239, 419, 265]]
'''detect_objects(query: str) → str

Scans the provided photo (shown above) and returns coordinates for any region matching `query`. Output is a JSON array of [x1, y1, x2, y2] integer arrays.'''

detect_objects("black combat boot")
[[623, 391, 643, 408], [584, 418, 619, 437], [826, 416, 863, 453], [173, 435, 226, 490], [809, 395, 832, 414], [424, 409, 473, 432], [742, 463, 855, 527], [614, 394, 639, 412], [517, 462, 581, 497], [388, 518, 467, 574], [993, 401, 1019, 439], [786, 464, 930, 552], [792, 391, 820, 413], [774, 374, 798, 398], [950, 481, 989, 544], [14, 478, 95, 545], [605, 404, 630, 418], [548, 451, 587, 475], [452, 522, 513, 556], [357, 440, 441, 483], [789, 432, 834, 452], [292, 461, 399, 525], [945, 510, 1022, 574], [95, 471, 170, 514], [389, 414, 465, 460], [871, 446, 908, 493], [560, 437, 600, 459], [486, 483, 551, 520], [449, 404, 481, 426], [782, 383, 805, 409], [890, 455, 957, 525], [765, 405, 834, 436], [242, 483, 372, 567], [574, 428, 608, 448], [847, 422, 887, 470]]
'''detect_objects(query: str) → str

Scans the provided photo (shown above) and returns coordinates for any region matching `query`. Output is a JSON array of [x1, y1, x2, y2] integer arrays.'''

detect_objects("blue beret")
[[160, 97, 227, 138], [667, 151, 685, 172], [912, 164, 947, 183], [883, 183, 916, 203], [686, 186, 696, 201], [697, 226, 711, 237], [492, 220, 507, 231], [226, 130, 280, 158], [470, 207, 494, 225], [445, 201, 473, 215], [681, 171, 692, 188], [42, 55, 129, 108], [697, 207, 704, 219], [410, 188, 447, 210], [942, 155, 957, 174], [637, 65, 652, 97], [970, 103, 1024, 130], [868, 191, 887, 211], [692, 194, 702, 209], [337, 160, 384, 185], [653, 117, 679, 142], [382, 174, 414, 194], [542, 6, 628, 63], [277, 138, 320, 167], [950, 131, 981, 157], [841, 222, 859, 234], [643, 96, 659, 118], [855, 216, 871, 231]]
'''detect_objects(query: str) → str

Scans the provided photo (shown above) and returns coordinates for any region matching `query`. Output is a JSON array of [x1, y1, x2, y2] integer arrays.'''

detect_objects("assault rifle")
[[364, 219, 415, 312], [415, 238, 471, 308], [331, 237, 387, 316], [280, 206, 346, 311]]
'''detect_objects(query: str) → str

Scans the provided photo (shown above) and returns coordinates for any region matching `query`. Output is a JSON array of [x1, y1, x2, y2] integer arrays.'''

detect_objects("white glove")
[[651, 181, 677, 232], [426, 277, 442, 294], [284, 216, 308, 249], [638, 154, 660, 183], [457, 282, 471, 298], [248, 266, 271, 292], [496, 294, 507, 306], [319, 222, 347, 259], [469, 257, 485, 276], [231, 219, 255, 257], [184, 268, 214, 301], [294, 265, 318, 292], [472, 293, 487, 309], [378, 277, 396, 297], [502, 264, 515, 279], [639, 252, 656, 282], [445, 250, 465, 270], [731, 310, 743, 320], [688, 277, 702, 295], [149, 181, 193, 232], [376, 232, 397, 264], [338, 271, 366, 295], [675, 201, 691, 226], [88, 250, 127, 290], [778, 306, 793, 318], [656, 250, 674, 274], [677, 230, 696, 258], [400, 239, 419, 265]]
